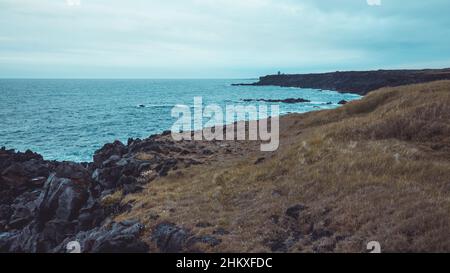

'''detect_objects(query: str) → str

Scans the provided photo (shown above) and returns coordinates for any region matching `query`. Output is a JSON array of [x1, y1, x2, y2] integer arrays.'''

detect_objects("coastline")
[[233, 68, 450, 95], [1, 76, 450, 252], [0, 78, 357, 163]]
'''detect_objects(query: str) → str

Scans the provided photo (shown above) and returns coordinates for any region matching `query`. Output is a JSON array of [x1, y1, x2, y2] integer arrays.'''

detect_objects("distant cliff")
[[234, 68, 450, 95]]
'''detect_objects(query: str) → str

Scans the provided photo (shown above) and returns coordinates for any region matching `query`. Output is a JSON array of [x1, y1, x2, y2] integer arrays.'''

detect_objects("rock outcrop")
[[0, 135, 202, 252], [242, 98, 311, 104], [0, 128, 237, 253], [152, 222, 221, 253], [233, 68, 450, 95], [56, 220, 148, 253]]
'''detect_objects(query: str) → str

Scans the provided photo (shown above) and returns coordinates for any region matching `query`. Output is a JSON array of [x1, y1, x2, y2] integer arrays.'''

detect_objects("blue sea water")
[[0, 79, 360, 162]]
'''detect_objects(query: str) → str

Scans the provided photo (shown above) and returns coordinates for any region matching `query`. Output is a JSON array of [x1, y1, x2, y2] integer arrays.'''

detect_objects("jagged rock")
[[54, 162, 90, 181], [1, 226, 39, 252], [0, 232, 20, 252], [0, 205, 12, 223], [131, 142, 163, 154], [93, 140, 127, 168], [243, 98, 311, 104], [156, 159, 178, 177], [120, 158, 142, 177], [123, 184, 143, 195], [338, 100, 348, 105], [36, 174, 90, 224], [38, 219, 79, 251], [127, 138, 134, 146], [152, 222, 221, 253], [119, 175, 143, 194], [92, 166, 122, 190], [1, 124, 219, 253], [9, 191, 40, 229], [77, 208, 104, 231], [1, 159, 52, 194], [0, 149, 43, 170], [57, 220, 148, 253], [152, 222, 190, 253], [118, 175, 137, 186], [138, 162, 151, 173], [76, 196, 105, 231], [101, 155, 122, 168]]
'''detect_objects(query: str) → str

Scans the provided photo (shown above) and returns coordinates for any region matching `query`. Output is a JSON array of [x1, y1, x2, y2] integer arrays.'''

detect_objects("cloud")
[[0, 0, 449, 78], [367, 0, 381, 6]]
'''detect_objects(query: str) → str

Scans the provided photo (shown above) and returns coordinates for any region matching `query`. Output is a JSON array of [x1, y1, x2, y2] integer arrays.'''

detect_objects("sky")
[[0, 0, 450, 78]]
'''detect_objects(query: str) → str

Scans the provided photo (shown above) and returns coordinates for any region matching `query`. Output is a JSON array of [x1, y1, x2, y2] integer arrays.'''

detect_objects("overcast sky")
[[1, 0, 450, 78]]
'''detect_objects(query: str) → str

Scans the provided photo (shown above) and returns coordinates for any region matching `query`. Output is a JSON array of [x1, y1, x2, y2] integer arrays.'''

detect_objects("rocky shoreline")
[[0, 143, 152, 252], [2, 75, 449, 253], [0, 128, 256, 253], [233, 68, 450, 95], [242, 98, 311, 104]]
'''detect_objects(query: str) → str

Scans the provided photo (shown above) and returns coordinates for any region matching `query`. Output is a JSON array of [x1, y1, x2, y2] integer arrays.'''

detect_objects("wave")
[[136, 104, 175, 109]]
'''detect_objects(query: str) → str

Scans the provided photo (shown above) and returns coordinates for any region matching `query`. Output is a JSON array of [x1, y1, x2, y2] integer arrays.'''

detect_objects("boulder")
[[152, 222, 190, 253], [0, 232, 20, 252], [93, 141, 127, 168], [152, 222, 221, 253], [0, 205, 12, 222], [9, 191, 40, 229], [101, 155, 122, 168], [57, 220, 148, 253], [1, 159, 52, 194], [1, 226, 39, 253], [76, 196, 105, 231], [36, 174, 90, 224], [0, 149, 43, 170], [91, 166, 122, 190], [54, 162, 90, 181]]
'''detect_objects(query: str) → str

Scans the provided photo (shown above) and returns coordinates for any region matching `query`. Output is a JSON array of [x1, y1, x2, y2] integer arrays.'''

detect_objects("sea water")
[[0, 79, 360, 162]]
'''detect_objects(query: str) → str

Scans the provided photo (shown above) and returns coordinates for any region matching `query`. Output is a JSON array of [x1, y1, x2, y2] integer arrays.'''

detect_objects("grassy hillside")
[[116, 81, 450, 253]]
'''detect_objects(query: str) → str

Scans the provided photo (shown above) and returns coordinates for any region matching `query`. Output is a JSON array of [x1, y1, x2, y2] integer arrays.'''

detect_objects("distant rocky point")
[[233, 68, 450, 95], [242, 98, 311, 104]]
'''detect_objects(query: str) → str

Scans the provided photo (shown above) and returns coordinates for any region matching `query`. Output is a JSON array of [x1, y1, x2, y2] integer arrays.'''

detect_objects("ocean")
[[0, 79, 360, 162]]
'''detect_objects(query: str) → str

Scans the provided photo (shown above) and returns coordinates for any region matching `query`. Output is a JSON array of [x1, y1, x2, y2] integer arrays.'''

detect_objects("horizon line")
[[0, 77, 259, 80]]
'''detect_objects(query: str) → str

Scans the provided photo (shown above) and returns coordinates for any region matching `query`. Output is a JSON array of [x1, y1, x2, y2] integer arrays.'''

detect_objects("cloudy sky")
[[1, 0, 449, 78]]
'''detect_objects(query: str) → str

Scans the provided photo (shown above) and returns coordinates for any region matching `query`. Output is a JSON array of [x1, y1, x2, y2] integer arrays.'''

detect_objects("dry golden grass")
[[116, 80, 450, 253], [101, 190, 123, 207]]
